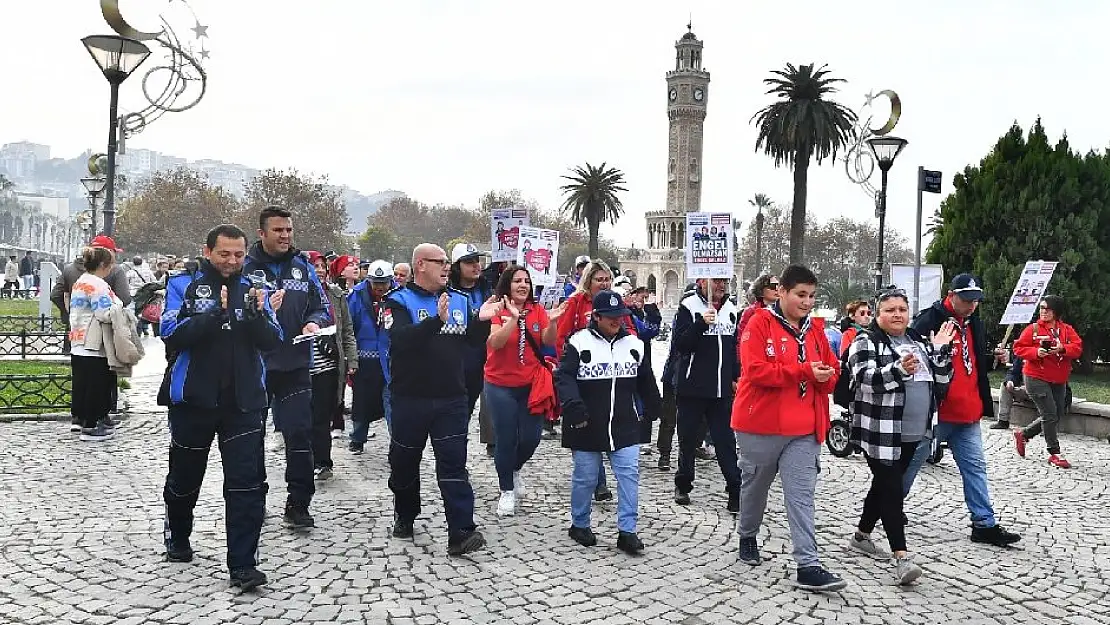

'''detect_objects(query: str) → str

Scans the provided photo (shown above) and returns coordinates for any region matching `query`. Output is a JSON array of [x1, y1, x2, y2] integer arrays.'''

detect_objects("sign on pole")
[[921, 170, 943, 194], [517, 226, 560, 287], [890, 263, 943, 315], [538, 275, 566, 309], [490, 207, 530, 262], [1000, 260, 1058, 325], [685, 212, 734, 279]]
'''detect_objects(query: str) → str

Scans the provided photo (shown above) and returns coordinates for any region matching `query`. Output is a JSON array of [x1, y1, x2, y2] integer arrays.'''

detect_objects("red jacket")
[[735, 300, 767, 369], [731, 309, 838, 443], [555, 291, 636, 360], [1013, 320, 1082, 385]]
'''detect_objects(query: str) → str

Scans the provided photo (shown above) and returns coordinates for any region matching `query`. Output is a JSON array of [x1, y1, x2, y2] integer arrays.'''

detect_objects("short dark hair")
[[779, 264, 818, 290], [494, 264, 534, 303], [1041, 294, 1066, 320], [206, 224, 248, 249], [258, 205, 292, 231], [81, 246, 115, 272]]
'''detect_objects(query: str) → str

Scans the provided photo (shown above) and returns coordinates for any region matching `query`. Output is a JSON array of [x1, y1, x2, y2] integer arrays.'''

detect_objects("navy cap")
[[592, 290, 631, 318], [950, 273, 984, 301]]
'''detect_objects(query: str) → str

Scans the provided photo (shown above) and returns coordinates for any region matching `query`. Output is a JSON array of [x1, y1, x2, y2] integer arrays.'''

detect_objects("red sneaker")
[[1048, 454, 1071, 469], [1012, 429, 1026, 458]]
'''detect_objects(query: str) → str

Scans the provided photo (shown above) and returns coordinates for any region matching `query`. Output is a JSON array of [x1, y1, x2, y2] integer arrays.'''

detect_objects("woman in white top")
[[68, 246, 124, 442]]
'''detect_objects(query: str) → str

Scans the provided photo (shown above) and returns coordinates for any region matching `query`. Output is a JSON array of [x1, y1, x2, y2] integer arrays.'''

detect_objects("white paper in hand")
[[292, 324, 337, 344]]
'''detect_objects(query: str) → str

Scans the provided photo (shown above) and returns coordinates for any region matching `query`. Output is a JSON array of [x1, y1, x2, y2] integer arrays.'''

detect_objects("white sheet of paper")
[[292, 324, 337, 344]]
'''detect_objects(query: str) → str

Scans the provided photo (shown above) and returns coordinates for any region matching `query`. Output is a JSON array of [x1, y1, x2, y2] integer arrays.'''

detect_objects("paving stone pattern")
[[1, 339, 1108, 624]]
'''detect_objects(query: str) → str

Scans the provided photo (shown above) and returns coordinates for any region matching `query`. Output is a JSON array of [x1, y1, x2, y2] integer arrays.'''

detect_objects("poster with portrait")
[[538, 275, 567, 309], [516, 226, 560, 287], [685, 212, 734, 279], [1000, 260, 1058, 325], [491, 207, 530, 262]]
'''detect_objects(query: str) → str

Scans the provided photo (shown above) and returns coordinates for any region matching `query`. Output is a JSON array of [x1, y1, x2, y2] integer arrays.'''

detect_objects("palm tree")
[[752, 63, 856, 264], [559, 162, 627, 258], [748, 193, 773, 275]]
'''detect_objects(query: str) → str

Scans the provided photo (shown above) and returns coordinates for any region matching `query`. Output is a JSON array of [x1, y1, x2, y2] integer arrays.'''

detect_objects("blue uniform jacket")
[[348, 280, 391, 383], [453, 279, 492, 378], [158, 261, 283, 411], [243, 242, 331, 372]]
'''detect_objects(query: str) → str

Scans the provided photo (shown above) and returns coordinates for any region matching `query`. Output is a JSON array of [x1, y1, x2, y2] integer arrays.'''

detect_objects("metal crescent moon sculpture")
[[100, 0, 162, 41], [869, 89, 901, 136]]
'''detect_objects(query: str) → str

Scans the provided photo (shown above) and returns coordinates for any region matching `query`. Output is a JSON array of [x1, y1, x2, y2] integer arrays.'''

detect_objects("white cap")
[[367, 260, 393, 282], [574, 255, 591, 267], [450, 243, 487, 264], [613, 275, 632, 288]]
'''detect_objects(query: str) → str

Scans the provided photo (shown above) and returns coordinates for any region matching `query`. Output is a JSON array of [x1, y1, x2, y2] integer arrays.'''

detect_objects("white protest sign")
[[490, 207, 530, 262], [538, 275, 566, 309], [516, 227, 560, 287], [685, 212, 734, 279], [1000, 260, 1058, 325], [890, 263, 944, 315]]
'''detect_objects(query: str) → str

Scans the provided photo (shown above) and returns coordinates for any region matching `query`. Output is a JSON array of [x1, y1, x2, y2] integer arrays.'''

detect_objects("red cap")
[[304, 250, 323, 266], [90, 234, 122, 252], [329, 255, 358, 278]]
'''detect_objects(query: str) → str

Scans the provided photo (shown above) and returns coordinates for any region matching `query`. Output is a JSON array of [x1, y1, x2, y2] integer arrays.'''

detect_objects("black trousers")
[[859, 442, 919, 552], [71, 355, 114, 428], [163, 403, 268, 570], [310, 369, 340, 469], [267, 368, 314, 505], [656, 384, 678, 456], [675, 395, 741, 495]]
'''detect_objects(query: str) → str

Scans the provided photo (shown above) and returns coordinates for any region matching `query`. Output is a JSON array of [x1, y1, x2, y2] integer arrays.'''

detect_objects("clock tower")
[[665, 24, 709, 214]]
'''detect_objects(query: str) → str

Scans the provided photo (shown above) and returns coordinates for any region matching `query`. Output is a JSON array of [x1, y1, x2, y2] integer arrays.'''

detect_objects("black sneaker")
[[283, 500, 314, 529], [485, 443, 495, 457], [673, 487, 691, 506], [738, 536, 761, 566], [392, 516, 414, 539], [989, 420, 1010, 430], [447, 530, 486, 556], [99, 417, 120, 431], [594, 484, 613, 502], [165, 539, 194, 563], [229, 567, 268, 591], [970, 524, 1021, 547], [568, 525, 597, 547], [616, 531, 644, 555], [727, 490, 739, 514], [657, 454, 671, 471], [795, 566, 848, 592], [348, 441, 364, 454]]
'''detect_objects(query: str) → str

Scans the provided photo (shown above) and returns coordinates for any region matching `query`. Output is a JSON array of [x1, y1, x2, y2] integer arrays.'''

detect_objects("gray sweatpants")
[[734, 432, 821, 568]]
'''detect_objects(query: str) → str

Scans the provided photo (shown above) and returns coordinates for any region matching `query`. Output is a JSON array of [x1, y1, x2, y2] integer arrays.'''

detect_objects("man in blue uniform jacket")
[[159, 224, 283, 592], [384, 243, 501, 556], [243, 206, 331, 530]]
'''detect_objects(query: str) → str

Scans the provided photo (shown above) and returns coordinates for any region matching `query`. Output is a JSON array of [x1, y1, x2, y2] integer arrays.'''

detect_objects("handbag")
[[521, 315, 558, 420], [140, 301, 163, 324]]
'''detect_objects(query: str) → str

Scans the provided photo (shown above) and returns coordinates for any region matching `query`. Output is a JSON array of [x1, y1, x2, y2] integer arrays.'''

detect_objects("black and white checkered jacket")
[[847, 326, 953, 463]]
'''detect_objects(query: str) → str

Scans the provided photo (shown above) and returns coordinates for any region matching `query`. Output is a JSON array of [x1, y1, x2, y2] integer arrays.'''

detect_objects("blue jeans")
[[571, 445, 639, 533], [483, 382, 543, 492], [903, 421, 997, 528]]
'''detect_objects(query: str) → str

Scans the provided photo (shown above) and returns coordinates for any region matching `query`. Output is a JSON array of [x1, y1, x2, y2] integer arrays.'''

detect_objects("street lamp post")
[[80, 176, 107, 244], [866, 135, 908, 293], [81, 35, 152, 237]]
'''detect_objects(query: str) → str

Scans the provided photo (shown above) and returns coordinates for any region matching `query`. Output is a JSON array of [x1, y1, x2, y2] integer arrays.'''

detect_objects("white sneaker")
[[330, 428, 344, 439], [513, 472, 527, 500], [496, 491, 516, 517]]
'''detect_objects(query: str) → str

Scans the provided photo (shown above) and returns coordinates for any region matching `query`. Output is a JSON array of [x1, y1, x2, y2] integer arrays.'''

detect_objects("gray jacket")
[[51, 259, 133, 310]]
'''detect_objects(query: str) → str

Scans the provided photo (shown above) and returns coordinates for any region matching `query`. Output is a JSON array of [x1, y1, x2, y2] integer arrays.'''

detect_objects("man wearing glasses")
[[382, 243, 501, 556]]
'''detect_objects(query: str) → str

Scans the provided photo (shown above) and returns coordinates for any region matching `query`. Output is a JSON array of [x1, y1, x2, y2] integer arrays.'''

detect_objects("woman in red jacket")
[[1012, 295, 1082, 468], [731, 265, 846, 592], [839, 300, 872, 356]]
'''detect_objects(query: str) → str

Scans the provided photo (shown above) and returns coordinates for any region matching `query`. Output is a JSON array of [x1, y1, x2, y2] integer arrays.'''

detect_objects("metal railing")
[[0, 374, 71, 413], [0, 332, 67, 358], [0, 315, 67, 333]]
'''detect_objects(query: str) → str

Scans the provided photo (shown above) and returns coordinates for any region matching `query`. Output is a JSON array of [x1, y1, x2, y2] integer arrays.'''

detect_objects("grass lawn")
[[0, 360, 70, 414], [0, 298, 57, 317], [988, 366, 1110, 405]]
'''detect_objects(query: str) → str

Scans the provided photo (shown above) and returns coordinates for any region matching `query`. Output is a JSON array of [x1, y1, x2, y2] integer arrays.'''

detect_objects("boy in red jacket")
[[732, 265, 846, 592]]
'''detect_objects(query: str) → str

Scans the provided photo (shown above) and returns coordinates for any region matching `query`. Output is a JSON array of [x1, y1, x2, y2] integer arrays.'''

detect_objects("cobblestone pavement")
[[1, 338, 1109, 625]]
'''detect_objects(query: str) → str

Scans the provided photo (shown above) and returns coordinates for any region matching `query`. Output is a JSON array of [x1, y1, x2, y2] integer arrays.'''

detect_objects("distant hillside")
[[341, 189, 407, 233]]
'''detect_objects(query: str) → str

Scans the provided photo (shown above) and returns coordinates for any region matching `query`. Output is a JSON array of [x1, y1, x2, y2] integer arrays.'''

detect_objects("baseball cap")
[[574, 255, 591, 268], [367, 260, 393, 282], [90, 234, 122, 252], [450, 243, 487, 264], [304, 250, 323, 266], [328, 254, 358, 278], [612, 275, 632, 289], [592, 289, 631, 318], [950, 273, 984, 301]]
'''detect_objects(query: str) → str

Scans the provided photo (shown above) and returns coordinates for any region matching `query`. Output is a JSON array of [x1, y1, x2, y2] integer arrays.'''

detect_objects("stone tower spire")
[[665, 24, 710, 214]]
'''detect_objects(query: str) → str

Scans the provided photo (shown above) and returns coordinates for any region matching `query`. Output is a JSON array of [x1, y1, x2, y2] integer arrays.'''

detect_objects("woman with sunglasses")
[[839, 300, 872, 356], [1012, 295, 1082, 468], [846, 288, 955, 585]]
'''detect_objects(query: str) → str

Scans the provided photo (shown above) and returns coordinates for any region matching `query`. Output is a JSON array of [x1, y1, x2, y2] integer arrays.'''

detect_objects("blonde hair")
[[575, 259, 612, 296]]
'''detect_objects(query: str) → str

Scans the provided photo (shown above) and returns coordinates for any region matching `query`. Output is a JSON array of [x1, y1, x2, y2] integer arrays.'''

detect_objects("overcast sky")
[[4, 0, 1108, 249]]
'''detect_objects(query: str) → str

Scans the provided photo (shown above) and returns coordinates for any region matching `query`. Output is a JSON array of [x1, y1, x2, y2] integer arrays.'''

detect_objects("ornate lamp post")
[[79, 175, 107, 243], [81, 35, 152, 237], [866, 135, 908, 293]]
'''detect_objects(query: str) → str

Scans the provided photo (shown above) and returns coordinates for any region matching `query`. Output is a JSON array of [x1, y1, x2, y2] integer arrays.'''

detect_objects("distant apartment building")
[[0, 141, 50, 181]]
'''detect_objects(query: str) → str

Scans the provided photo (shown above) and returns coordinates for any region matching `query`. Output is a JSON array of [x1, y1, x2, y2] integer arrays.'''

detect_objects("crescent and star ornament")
[[100, 0, 163, 41], [864, 89, 902, 136]]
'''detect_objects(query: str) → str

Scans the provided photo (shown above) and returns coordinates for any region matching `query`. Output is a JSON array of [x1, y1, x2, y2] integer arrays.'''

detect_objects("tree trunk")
[[588, 216, 600, 259], [754, 211, 764, 276], [789, 151, 811, 265]]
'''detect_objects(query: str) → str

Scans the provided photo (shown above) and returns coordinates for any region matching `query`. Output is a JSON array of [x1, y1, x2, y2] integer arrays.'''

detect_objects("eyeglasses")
[[424, 258, 449, 265]]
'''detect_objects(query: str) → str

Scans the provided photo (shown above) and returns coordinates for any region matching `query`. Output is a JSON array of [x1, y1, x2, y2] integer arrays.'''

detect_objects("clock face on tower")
[[694, 88, 704, 102], [668, 88, 677, 102]]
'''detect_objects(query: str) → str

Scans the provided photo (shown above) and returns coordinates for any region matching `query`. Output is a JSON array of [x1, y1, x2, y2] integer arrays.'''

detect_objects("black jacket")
[[556, 323, 662, 452], [912, 300, 995, 419], [157, 261, 283, 411], [671, 292, 740, 399], [243, 242, 330, 372]]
